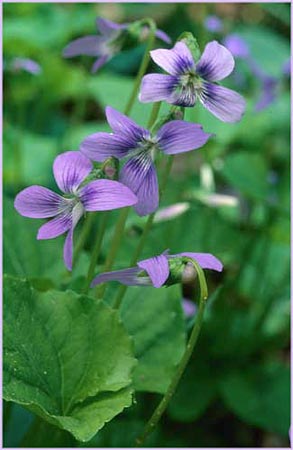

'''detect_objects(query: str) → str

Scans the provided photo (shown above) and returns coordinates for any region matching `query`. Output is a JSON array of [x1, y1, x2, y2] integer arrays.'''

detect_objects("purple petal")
[[200, 82, 246, 123], [222, 34, 250, 59], [79, 179, 137, 211], [62, 203, 84, 271], [150, 42, 195, 75], [120, 155, 159, 216], [155, 29, 172, 44], [37, 211, 72, 239], [157, 120, 213, 155], [91, 55, 110, 73], [105, 106, 147, 141], [96, 17, 126, 35], [63, 228, 74, 271], [62, 36, 106, 57], [182, 298, 197, 317], [91, 267, 151, 288], [196, 41, 235, 82], [80, 132, 136, 162], [139, 74, 179, 103], [137, 253, 169, 288], [53, 151, 92, 194], [176, 252, 223, 272], [14, 186, 64, 218], [11, 58, 41, 75]]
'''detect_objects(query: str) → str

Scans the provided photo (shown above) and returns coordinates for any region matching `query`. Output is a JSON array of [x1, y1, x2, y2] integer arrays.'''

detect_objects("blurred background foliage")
[[3, 2, 290, 448]]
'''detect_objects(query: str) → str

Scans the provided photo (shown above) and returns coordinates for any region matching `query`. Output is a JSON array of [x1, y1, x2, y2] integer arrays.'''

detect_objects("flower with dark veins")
[[91, 249, 223, 288], [139, 40, 246, 123], [63, 17, 171, 73], [14, 151, 137, 270], [80, 107, 212, 216]]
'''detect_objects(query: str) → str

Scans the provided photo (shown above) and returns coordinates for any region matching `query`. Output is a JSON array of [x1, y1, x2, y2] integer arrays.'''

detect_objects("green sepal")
[[164, 257, 187, 287], [177, 32, 201, 62]]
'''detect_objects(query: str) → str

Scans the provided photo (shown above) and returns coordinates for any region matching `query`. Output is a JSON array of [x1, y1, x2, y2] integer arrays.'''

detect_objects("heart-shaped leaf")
[[121, 285, 186, 394], [3, 276, 136, 441]]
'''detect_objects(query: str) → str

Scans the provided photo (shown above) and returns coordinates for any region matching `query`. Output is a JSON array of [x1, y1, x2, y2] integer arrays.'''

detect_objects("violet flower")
[[80, 106, 212, 216], [139, 40, 246, 123], [63, 17, 171, 73], [204, 16, 223, 33], [10, 57, 42, 75], [14, 151, 137, 270], [91, 250, 223, 288], [222, 34, 250, 59]]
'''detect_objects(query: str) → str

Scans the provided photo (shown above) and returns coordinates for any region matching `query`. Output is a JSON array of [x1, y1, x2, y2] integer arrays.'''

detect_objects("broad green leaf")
[[219, 362, 290, 436], [220, 151, 268, 200], [120, 285, 186, 394], [4, 276, 137, 441]]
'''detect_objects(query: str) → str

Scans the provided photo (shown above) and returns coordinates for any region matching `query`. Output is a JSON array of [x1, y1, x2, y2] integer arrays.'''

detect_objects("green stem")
[[83, 212, 108, 293], [113, 155, 174, 309], [96, 207, 130, 298], [81, 25, 157, 280], [73, 212, 95, 266], [135, 259, 208, 447], [148, 101, 161, 129], [124, 19, 157, 116]]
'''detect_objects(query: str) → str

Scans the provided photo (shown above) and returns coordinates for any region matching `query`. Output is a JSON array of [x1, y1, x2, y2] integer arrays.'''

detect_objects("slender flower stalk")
[[73, 212, 95, 266], [79, 40, 159, 274], [124, 19, 157, 115], [96, 207, 130, 298], [113, 155, 174, 309], [84, 212, 108, 293], [135, 258, 208, 446]]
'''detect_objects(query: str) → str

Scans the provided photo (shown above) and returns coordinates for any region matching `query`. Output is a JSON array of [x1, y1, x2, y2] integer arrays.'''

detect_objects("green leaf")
[[219, 362, 290, 436], [220, 151, 268, 200], [3, 276, 137, 441], [120, 285, 186, 394]]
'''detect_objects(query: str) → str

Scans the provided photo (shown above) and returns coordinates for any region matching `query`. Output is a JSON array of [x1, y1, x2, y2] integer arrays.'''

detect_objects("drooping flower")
[[91, 249, 223, 288], [10, 57, 42, 75], [62, 17, 171, 73], [80, 106, 212, 216], [14, 151, 137, 270], [204, 15, 223, 33], [139, 40, 246, 123]]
